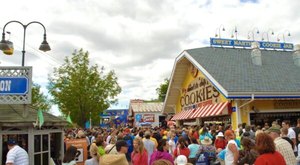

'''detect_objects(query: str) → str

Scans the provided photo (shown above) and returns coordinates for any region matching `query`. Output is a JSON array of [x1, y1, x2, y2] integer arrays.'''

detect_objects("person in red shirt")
[[192, 126, 200, 141], [214, 132, 227, 150], [174, 136, 190, 159], [254, 132, 286, 165], [131, 138, 148, 165]]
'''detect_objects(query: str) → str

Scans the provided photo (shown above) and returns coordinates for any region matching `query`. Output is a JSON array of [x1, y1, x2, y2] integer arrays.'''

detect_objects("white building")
[[128, 99, 165, 127]]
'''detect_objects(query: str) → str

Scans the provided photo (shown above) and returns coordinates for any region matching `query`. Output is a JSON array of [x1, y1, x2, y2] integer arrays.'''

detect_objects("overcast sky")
[[0, 0, 299, 116]]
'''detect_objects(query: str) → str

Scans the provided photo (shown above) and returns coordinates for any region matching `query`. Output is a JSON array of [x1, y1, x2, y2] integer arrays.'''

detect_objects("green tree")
[[31, 83, 51, 111], [156, 78, 169, 102], [47, 49, 121, 127]]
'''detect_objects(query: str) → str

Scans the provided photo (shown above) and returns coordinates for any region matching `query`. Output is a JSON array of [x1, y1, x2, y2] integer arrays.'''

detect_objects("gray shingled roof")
[[186, 47, 300, 95], [0, 105, 68, 126]]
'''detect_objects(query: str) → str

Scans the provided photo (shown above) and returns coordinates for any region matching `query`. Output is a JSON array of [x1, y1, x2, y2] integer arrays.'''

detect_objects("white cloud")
[[0, 0, 299, 116]]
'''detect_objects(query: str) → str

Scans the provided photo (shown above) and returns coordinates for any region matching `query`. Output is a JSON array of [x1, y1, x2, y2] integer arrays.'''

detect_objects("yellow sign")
[[180, 76, 220, 107]]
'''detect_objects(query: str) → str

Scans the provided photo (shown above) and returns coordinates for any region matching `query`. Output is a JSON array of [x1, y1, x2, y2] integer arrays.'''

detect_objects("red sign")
[[143, 114, 155, 122]]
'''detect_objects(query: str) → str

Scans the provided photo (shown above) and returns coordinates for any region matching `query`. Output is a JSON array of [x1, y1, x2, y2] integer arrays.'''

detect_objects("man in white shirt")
[[143, 131, 155, 164], [6, 139, 29, 165], [282, 120, 297, 154]]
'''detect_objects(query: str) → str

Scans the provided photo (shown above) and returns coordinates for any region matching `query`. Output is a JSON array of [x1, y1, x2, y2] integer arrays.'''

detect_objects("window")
[[34, 134, 49, 165]]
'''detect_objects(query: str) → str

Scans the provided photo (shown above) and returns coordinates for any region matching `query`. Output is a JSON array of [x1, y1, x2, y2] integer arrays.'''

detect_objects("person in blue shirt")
[[188, 137, 200, 164], [199, 127, 213, 141]]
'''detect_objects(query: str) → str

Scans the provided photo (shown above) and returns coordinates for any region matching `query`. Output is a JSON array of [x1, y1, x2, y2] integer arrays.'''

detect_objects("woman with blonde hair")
[[85, 143, 100, 165], [131, 138, 148, 165]]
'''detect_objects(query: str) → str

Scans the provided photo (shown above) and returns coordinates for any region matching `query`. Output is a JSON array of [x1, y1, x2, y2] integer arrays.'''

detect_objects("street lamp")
[[261, 29, 274, 42], [215, 25, 225, 38], [0, 20, 51, 66], [247, 28, 260, 41], [277, 30, 291, 43], [231, 26, 238, 40]]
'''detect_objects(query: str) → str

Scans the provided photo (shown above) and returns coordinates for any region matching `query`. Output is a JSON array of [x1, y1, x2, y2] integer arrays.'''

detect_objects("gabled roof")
[[163, 47, 300, 114], [130, 102, 163, 113], [185, 47, 300, 98], [0, 105, 68, 127]]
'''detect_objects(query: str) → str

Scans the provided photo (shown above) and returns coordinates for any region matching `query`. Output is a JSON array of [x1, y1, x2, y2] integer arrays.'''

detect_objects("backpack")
[[196, 152, 209, 165]]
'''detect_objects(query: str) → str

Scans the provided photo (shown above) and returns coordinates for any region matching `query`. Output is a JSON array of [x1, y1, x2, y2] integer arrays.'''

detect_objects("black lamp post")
[[0, 21, 51, 66]]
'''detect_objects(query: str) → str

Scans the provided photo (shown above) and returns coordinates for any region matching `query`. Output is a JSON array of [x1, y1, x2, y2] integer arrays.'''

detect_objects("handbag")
[[107, 144, 116, 154]]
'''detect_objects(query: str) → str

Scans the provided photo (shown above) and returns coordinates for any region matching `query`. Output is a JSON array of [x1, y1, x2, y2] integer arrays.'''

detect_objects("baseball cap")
[[176, 155, 187, 165], [7, 139, 17, 145], [266, 125, 281, 134]]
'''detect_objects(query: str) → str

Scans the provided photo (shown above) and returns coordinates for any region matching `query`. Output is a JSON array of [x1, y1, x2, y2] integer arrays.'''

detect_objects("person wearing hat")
[[267, 125, 296, 165], [175, 155, 188, 165], [198, 136, 216, 164], [6, 138, 29, 165], [100, 140, 129, 165], [214, 132, 227, 150]]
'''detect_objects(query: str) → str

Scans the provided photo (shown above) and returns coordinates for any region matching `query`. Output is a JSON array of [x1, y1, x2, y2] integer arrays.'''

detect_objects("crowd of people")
[[61, 119, 300, 165], [3, 119, 300, 165]]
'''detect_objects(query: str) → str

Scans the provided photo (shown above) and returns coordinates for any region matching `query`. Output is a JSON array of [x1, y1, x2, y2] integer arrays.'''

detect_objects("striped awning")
[[171, 109, 195, 120], [190, 102, 229, 119]]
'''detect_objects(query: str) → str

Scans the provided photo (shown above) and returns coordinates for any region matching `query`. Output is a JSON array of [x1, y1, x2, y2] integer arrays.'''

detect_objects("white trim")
[[163, 51, 185, 114]]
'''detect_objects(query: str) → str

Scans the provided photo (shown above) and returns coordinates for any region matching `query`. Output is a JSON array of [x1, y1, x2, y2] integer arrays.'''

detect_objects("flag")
[[37, 109, 44, 128], [85, 121, 90, 129], [66, 112, 72, 124]]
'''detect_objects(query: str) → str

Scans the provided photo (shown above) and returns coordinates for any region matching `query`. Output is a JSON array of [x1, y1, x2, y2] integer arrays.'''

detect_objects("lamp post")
[[231, 26, 238, 40], [261, 29, 274, 42], [215, 25, 225, 38], [277, 30, 291, 43], [247, 28, 260, 41], [0, 20, 51, 66]]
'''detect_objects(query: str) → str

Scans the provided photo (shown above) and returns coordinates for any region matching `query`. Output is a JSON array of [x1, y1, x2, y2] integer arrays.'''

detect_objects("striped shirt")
[[6, 145, 29, 165]]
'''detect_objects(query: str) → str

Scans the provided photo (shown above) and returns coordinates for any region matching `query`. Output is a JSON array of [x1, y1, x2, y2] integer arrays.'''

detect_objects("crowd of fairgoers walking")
[[55, 119, 300, 165]]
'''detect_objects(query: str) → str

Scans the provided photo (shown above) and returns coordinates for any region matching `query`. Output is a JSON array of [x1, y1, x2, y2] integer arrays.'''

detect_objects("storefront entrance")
[[250, 111, 300, 127]]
